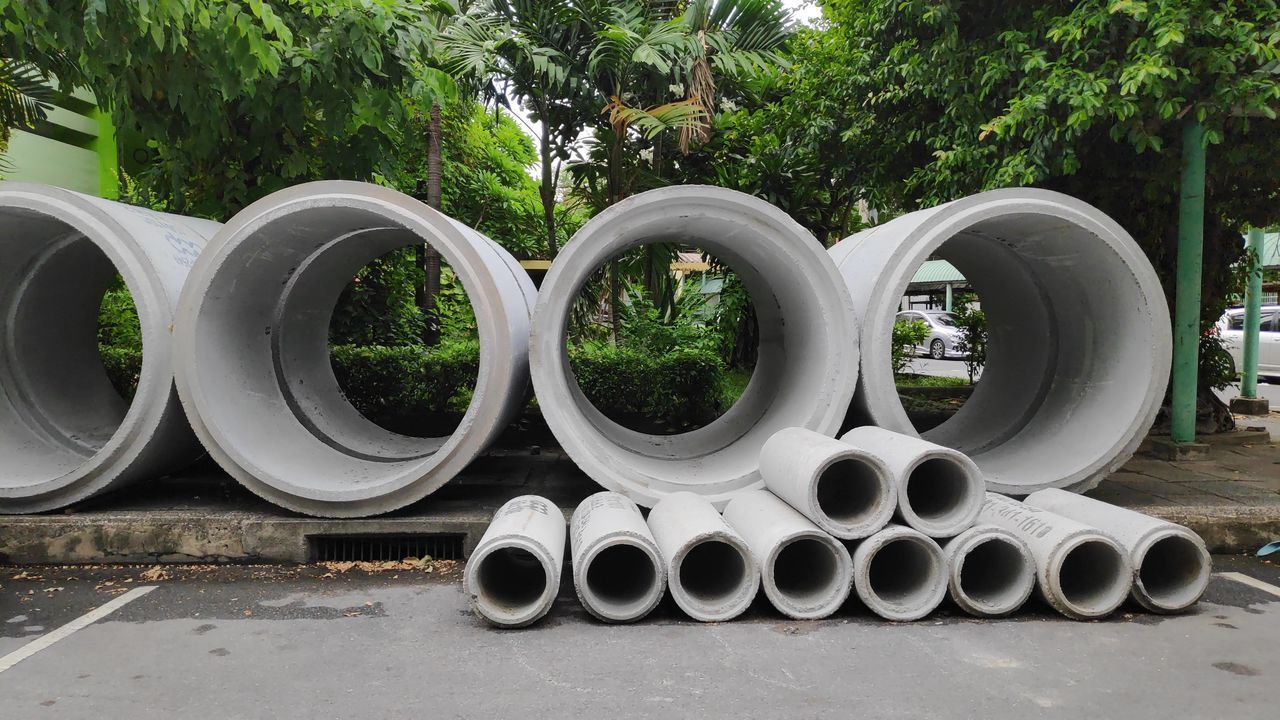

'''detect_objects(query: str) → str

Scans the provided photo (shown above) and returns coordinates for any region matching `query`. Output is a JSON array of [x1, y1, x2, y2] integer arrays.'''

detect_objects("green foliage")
[[0, 57, 53, 150], [895, 374, 969, 388], [329, 341, 480, 419], [2, 0, 446, 218], [951, 302, 987, 384], [891, 318, 929, 375], [100, 345, 142, 402], [568, 343, 727, 427], [97, 276, 142, 348]]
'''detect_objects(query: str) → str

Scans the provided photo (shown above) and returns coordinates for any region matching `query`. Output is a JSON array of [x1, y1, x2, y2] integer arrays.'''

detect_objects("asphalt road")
[[1, 557, 1277, 719]]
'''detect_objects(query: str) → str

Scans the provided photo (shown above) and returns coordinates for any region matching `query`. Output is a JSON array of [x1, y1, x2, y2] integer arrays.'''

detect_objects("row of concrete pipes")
[[465, 427, 1211, 627], [0, 181, 1170, 516]]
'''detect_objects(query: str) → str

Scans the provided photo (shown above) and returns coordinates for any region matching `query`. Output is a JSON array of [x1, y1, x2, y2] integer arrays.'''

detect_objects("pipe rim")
[[1047, 533, 1133, 619], [0, 184, 174, 511], [576, 534, 666, 623], [465, 536, 559, 628], [1131, 528, 1211, 613], [945, 527, 1036, 617], [762, 530, 852, 620], [530, 185, 858, 509], [808, 448, 896, 539], [896, 450, 985, 537], [174, 181, 530, 516], [838, 188, 1170, 495], [854, 527, 947, 621], [668, 532, 760, 622]]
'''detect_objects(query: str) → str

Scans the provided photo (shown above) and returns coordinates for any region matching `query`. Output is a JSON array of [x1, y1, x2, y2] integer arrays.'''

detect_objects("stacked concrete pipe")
[[647, 491, 760, 622], [570, 491, 666, 623], [830, 188, 1171, 495], [530, 186, 859, 509], [759, 427, 896, 539], [942, 525, 1036, 617], [465, 495, 566, 628], [173, 181, 536, 517], [723, 490, 853, 620], [0, 182, 219, 513], [851, 524, 948, 621], [1025, 489, 1210, 613], [979, 493, 1132, 620], [839, 426, 984, 538]]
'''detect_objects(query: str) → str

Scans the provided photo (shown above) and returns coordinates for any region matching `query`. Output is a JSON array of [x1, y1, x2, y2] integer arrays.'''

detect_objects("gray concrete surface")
[[4, 558, 1276, 719]]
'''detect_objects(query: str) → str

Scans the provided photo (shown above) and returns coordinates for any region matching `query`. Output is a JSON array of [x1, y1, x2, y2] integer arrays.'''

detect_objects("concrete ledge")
[[1230, 396, 1272, 416], [1147, 437, 1210, 460], [1140, 505, 1280, 555]]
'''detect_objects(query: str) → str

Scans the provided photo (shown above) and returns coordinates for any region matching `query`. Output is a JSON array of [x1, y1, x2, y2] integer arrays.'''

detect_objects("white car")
[[1218, 305, 1280, 381], [895, 310, 966, 359]]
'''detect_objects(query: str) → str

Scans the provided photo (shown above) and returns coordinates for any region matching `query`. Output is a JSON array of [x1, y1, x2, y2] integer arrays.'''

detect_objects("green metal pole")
[[1170, 119, 1206, 444], [1241, 228, 1265, 398]]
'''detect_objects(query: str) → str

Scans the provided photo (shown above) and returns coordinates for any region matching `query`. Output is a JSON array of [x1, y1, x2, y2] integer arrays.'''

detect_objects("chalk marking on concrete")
[[1216, 572, 1280, 599], [0, 585, 156, 674]]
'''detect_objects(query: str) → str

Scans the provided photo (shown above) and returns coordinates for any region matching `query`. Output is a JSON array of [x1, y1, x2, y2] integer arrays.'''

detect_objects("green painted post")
[[92, 108, 119, 199], [1241, 228, 1265, 398], [1170, 119, 1206, 444]]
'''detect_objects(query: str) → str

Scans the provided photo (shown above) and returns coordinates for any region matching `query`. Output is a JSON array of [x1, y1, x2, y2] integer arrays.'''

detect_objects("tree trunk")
[[420, 102, 444, 346], [607, 123, 626, 344], [538, 100, 558, 257]]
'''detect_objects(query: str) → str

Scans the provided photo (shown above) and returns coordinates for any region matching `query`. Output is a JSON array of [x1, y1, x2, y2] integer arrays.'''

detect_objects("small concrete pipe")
[[759, 427, 896, 540], [570, 491, 666, 623], [646, 491, 760, 622], [830, 188, 1171, 495], [722, 490, 853, 620], [173, 181, 536, 517], [838, 426, 983, 538], [530, 186, 859, 509], [979, 493, 1132, 620], [0, 182, 219, 513], [1024, 488, 1210, 613], [942, 525, 1036, 617], [465, 495, 566, 628], [851, 524, 947, 621]]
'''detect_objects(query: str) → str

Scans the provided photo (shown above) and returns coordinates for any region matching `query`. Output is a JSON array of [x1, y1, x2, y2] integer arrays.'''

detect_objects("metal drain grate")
[[308, 534, 465, 563]]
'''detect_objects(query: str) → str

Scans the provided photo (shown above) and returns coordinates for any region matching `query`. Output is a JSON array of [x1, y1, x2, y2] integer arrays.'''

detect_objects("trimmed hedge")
[[101, 345, 142, 401], [569, 345, 727, 424], [329, 341, 480, 417]]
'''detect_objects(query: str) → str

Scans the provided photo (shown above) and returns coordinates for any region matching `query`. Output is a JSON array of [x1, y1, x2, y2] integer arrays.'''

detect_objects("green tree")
[[0, 58, 54, 165]]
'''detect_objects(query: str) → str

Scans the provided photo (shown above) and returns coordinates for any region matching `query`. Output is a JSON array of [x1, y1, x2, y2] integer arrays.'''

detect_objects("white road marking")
[[0, 585, 157, 674], [1217, 572, 1280, 599]]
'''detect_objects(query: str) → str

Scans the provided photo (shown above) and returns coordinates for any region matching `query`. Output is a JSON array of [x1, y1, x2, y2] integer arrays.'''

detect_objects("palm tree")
[[0, 59, 54, 169]]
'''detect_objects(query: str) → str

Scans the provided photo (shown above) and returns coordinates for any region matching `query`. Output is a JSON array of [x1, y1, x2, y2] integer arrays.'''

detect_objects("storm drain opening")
[[308, 533, 465, 562]]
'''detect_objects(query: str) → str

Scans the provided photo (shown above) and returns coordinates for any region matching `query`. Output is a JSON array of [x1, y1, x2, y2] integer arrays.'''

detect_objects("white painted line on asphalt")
[[1216, 572, 1280, 599], [0, 585, 157, 674]]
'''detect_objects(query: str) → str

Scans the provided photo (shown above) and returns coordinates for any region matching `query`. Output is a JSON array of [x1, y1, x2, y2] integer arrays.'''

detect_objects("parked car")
[[895, 309, 965, 359], [1218, 305, 1280, 381]]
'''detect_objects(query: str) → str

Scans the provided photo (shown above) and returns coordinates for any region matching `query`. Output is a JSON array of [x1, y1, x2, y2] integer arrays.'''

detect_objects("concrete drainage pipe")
[[570, 491, 666, 624], [465, 495, 566, 628], [830, 188, 1170, 495], [174, 182, 536, 517], [530, 186, 859, 509], [0, 182, 219, 513], [942, 525, 1036, 618]]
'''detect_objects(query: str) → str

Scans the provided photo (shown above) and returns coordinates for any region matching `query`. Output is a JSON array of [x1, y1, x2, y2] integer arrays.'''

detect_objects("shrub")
[[569, 343, 727, 424], [329, 341, 480, 418], [100, 345, 142, 401], [952, 304, 987, 384], [891, 318, 929, 375]]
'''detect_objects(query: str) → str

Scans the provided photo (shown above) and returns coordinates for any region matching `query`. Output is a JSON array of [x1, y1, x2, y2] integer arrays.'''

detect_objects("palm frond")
[[0, 59, 54, 133], [602, 96, 708, 139]]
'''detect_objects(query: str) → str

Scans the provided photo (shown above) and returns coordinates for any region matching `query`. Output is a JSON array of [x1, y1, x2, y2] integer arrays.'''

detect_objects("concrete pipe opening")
[[868, 538, 940, 610], [1137, 533, 1211, 612], [771, 536, 849, 617], [581, 542, 663, 621], [1056, 539, 1130, 617], [957, 537, 1033, 614], [0, 183, 215, 513], [815, 457, 892, 532], [174, 182, 535, 517], [471, 546, 551, 626], [901, 456, 982, 534], [676, 538, 752, 611], [831, 189, 1170, 495], [530, 186, 858, 508]]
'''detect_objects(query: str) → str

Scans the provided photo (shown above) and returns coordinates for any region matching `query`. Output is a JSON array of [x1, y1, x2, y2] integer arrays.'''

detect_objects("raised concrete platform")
[[1, 434, 1278, 564]]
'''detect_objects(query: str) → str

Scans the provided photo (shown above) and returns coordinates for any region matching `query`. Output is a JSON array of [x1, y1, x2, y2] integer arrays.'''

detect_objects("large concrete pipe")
[[851, 524, 947, 621], [570, 491, 666, 623], [979, 493, 1132, 620], [0, 182, 219, 513], [759, 427, 895, 540], [942, 525, 1036, 618], [830, 189, 1170, 495], [1024, 489, 1210, 613], [530, 186, 858, 509], [646, 491, 759, 622], [173, 182, 536, 517], [838, 426, 983, 538], [723, 490, 852, 620], [464, 495, 566, 628]]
